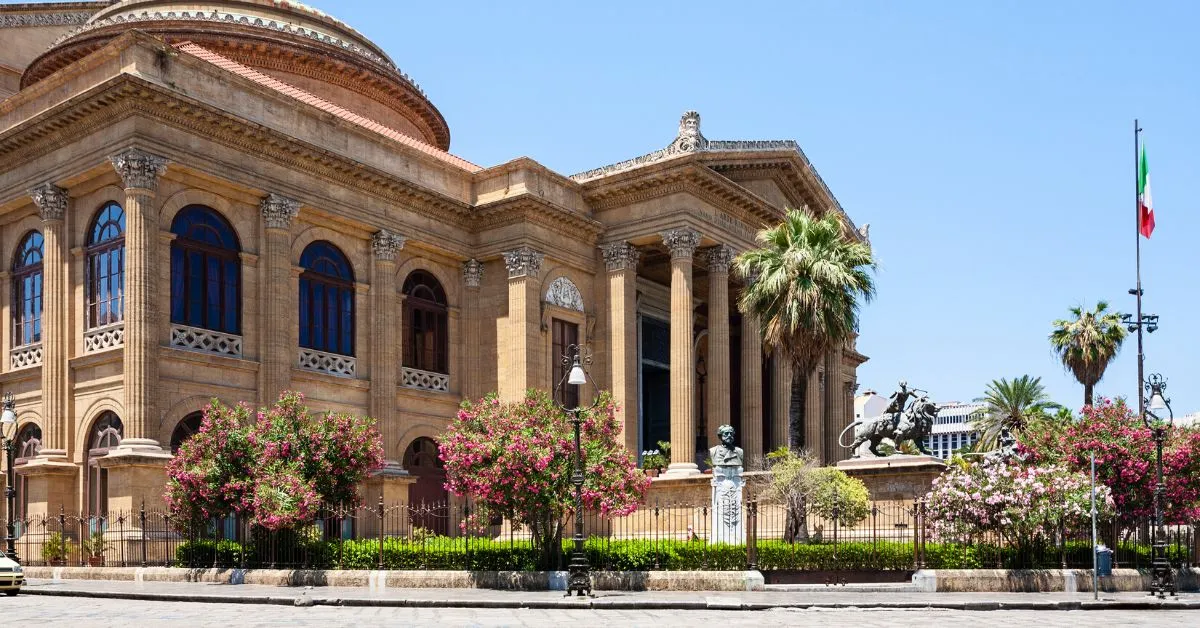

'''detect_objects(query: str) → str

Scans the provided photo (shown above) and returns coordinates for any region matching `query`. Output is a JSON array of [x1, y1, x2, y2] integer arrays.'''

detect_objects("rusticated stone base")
[[836, 455, 947, 503]]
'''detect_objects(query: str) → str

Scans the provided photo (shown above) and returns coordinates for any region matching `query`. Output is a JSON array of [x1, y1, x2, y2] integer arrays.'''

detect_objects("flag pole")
[[1134, 120, 1145, 424]]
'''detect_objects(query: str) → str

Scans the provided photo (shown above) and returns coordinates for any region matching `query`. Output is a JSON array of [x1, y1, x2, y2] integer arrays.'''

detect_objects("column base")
[[97, 439, 174, 513], [16, 453, 78, 518], [662, 462, 701, 477]]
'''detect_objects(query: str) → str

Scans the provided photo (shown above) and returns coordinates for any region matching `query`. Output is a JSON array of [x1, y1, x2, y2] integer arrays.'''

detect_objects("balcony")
[[170, 324, 243, 358], [401, 367, 450, 393], [10, 343, 42, 370], [84, 323, 124, 354], [298, 348, 356, 378]]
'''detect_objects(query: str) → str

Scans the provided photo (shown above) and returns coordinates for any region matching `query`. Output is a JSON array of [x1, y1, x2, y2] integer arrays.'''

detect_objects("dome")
[[22, 0, 450, 149]]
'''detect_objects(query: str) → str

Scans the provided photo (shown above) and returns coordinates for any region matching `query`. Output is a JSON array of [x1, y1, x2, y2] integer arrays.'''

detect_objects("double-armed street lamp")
[[2, 392, 18, 561], [553, 344, 597, 597], [1142, 374, 1175, 598]]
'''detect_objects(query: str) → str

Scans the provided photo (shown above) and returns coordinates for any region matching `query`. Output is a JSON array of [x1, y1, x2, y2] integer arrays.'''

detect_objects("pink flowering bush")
[[1022, 398, 1200, 525], [440, 390, 649, 568], [164, 392, 386, 532], [925, 458, 1113, 541]]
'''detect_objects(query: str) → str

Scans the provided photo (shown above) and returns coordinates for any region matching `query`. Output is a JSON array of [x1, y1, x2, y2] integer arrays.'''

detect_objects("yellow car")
[[0, 554, 24, 596]]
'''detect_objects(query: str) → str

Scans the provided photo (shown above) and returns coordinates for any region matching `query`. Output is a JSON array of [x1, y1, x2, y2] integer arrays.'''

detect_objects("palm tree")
[[1049, 301, 1128, 407], [971, 375, 1062, 450], [736, 208, 876, 448]]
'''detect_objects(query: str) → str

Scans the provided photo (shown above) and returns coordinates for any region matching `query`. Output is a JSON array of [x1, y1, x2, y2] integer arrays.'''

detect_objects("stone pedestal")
[[836, 455, 947, 503], [361, 467, 418, 538], [97, 441, 174, 513], [710, 466, 745, 545], [15, 455, 77, 517]]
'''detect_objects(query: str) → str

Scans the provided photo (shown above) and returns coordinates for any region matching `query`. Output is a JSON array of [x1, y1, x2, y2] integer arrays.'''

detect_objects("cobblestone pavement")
[[2, 596, 1199, 627]]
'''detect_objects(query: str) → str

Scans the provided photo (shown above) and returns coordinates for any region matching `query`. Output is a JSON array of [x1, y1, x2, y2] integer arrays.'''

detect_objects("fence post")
[[911, 498, 919, 570], [377, 495, 385, 570], [871, 505, 878, 563], [337, 505, 345, 570], [746, 500, 758, 571], [1059, 516, 1066, 569], [140, 501, 147, 568], [653, 500, 661, 571], [464, 501, 471, 571]]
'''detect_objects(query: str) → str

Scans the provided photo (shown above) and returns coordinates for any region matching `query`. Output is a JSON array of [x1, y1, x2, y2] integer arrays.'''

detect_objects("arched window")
[[85, 412, 123, 517], [86, 202, 125, 329], [402, 270, 448, 373], [403, 437, 448, 534], [12, 231, 44, 347], [170, 412, 204, 454], [170, 205, 241, 334], [15, 423, 41, 461], [299, 241, 355, 356]]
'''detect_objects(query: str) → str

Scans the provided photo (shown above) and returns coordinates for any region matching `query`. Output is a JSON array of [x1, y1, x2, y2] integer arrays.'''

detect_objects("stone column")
[[740, 310, 764, 465], [500, 247, 543, 401], [823, 347, 845, 463], [662, 227, 700, 476], [370, 229, 405, 469], [771, 356, 792, 452], [259, 193, 299, 403], [601, 242, 639, 453], [704, 245, 733, 435], [110, 148, 168, 450], [805, 367, 825, 462], [462, 259, 483, 401]]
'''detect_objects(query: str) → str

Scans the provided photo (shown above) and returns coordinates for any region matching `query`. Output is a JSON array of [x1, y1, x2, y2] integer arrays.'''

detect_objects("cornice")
[[472, 194, 603, 244], [582, 161, 777, 229]]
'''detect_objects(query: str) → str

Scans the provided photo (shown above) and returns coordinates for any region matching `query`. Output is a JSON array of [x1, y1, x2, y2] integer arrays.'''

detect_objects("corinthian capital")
[[502, 246, 544, 279], [463, 259, 483, 288], [371, 229, 406, 261], [600, 241, 639, 273], [30, 183, 68, 222], [703, 244, 734, 273], [661, 227, 701, 260], [260, 193, 300, 230], [110, 148, 168, 191]]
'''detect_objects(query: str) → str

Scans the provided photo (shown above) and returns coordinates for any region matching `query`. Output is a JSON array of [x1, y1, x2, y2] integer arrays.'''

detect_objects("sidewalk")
[[20, 578, 1200, 611]]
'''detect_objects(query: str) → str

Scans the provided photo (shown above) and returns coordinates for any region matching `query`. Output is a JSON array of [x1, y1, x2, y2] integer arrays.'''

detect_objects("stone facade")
[[0, 0, 869, 517]]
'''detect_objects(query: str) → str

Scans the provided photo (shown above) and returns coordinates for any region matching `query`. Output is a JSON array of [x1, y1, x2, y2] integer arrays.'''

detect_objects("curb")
[[19, 587, 1200, 611]]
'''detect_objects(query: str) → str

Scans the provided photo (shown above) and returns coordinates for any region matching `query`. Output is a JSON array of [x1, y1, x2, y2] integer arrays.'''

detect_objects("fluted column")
[[823, 347, 844, 463], [704, 246, 733, 440], [259, 193, 299, 402], [500, 247, 543, 401], [26, 184, 70, 462], [110, 148, 167, 448], [462, 259, 483, 402], [740, 309, 763, 464], [602, 242, 639, 453], [805, 367, 824, 461], [662, 227, 700, 476], [370, 230, 405, 466], [771, 356, 792, 452]]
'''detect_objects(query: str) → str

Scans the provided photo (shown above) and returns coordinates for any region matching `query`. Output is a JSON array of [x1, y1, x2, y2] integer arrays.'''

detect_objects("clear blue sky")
[[318, 0, 1197, 414]]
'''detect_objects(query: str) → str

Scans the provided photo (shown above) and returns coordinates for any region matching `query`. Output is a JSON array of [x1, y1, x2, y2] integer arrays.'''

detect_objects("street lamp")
[[1, 391, 17, 562], [553, 344, 598, 597], [1142, 373, 1175, 598]]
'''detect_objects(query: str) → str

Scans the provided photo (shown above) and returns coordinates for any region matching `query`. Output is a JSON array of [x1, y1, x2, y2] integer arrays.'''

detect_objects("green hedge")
[[175, 536, 1174, 571]]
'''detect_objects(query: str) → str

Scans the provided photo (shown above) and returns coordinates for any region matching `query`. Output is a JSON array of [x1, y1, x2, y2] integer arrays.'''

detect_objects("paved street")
[[2, 595, 1199, 627]]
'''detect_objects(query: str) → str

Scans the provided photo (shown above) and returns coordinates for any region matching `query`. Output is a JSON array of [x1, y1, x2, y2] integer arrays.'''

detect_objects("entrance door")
[[403, 437, 448, 535], [639, 316, 671, 458]]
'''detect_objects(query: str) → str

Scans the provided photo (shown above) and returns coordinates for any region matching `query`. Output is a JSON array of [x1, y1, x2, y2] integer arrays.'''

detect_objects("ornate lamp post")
[[2, 392, 18, 561], [553, 344, 598, 597], [1143, 373, 1175, 598]]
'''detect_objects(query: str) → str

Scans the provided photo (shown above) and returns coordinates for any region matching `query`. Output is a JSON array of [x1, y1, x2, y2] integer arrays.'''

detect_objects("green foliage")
[[971, 375, 1062, 450], [81, 531, 110, 557], [1049, 301, 1127, 407], [641, 441, 671, 471], [41, 532, 72, 562], [761, 449, 870, 541], [806, 467, 871, 528]]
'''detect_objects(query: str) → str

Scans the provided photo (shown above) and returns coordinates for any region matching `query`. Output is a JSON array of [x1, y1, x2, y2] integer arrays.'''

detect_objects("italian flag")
[[1138, 145, 1155, 238]]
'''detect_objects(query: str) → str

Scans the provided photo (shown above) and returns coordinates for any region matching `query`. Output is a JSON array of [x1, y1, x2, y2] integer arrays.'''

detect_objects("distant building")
[[1177, 412, 1200, 428], [855, 389, 888, 422], [925, 402, 985, 460]]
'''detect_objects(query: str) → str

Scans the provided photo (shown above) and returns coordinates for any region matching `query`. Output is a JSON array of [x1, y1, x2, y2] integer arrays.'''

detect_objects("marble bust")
[[709, 424, 744, 468]]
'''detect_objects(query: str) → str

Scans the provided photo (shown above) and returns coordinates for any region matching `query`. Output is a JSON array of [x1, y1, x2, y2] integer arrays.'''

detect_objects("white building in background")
[[855, 389, 889, 422], [925, 402, 985, 459], [1177, 412, 1200, 428]]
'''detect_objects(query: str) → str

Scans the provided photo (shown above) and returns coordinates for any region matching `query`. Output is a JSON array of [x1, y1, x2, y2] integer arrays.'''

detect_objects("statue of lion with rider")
[[839, 380, 939, 458]]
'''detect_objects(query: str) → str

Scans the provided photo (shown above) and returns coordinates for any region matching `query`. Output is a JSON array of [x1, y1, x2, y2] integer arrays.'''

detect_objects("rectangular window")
[[552, 319, 580, 408]]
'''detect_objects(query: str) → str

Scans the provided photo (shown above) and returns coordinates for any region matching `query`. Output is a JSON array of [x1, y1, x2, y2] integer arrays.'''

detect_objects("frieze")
[[30, 183, 69, 222], [0, 12, 93, 28]]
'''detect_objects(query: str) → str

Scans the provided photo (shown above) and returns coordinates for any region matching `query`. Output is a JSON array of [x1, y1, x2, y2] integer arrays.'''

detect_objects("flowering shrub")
[[439, 390, 649, 568], [925, 458, 1113, 541], [164, 392, 386, 531], [1021, 398, 1200, 525]]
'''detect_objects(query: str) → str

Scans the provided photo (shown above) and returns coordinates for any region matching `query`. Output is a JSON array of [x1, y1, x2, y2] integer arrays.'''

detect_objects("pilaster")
[[704, 245, 733, 435], [500, 247, 543, 401], [462, 259, 483, 402], [661, 227, 700, 476], [370, 229, 405, 466], [602, 242, 639, 453], [259, 192, 299, 402], [28, 183, 71, 466]]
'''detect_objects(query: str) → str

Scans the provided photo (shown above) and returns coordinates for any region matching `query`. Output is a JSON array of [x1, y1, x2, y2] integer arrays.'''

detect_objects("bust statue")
[[709, 424, 744, 468]]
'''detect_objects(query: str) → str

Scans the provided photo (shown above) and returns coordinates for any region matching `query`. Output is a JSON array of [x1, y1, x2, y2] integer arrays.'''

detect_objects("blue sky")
[[317, 0, 1197, 414]]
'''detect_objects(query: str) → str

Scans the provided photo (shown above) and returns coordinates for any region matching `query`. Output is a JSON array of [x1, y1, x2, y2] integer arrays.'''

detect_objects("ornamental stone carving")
[[260, 193, 300, 230], [463, 259, 483, 288], [110, 148, 168, 191], [670, 110, 709, 154], [30, 183, 68, 222], [661, 227, 701, 260], [704, 245, 734, 274], [544, 277, 584, 312], [371, 229, 406, 261], [601, 242, 639, 272], [503, 247, 544, 279], [0, 12, 91, 28]]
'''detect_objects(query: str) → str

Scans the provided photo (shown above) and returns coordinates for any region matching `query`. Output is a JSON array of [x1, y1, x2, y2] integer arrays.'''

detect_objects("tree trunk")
[[530, 511, 564, 570], [1084, 383, 1094, 408], [784, 496, 810, 543]]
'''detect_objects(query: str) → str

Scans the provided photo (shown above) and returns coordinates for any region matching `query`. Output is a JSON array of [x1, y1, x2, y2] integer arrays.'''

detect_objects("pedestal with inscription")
[[710, 465, 745, 544], [835, 455, 947, 504]]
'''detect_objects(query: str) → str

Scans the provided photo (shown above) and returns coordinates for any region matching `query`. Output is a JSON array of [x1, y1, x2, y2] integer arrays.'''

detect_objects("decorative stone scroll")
[[260, 193, 300, 230], [502, 247, 544, 279], [84, 324, 124, 353], [600, 242, 639, 272], [171, 324, 244, 357], [544, 277, 584, 312], [30, 183, 68, 222], [371, 229, 406, 261], [298, 348, 356, 378], [401, 366, 450, 393], [10, 343, 43, 370], [661, 227, 701, 260], [110, 148, 168, 191], [462, 259, 483, 288], [0, 12, 93, 28], [704, 245, 734, 274]]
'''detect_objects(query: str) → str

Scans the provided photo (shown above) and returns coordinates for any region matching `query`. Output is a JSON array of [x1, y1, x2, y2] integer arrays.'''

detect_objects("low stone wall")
[[22, 566, 766, 592], [914, 568, 1200, 593]]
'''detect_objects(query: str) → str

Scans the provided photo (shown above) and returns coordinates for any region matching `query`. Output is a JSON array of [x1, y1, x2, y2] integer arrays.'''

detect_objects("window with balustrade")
[[12, 230, 44, 349], [169, 205, 242, 337], [85, 202, 125, 329], [402, 270, 448, 374], [299, 241, 355, 357]]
